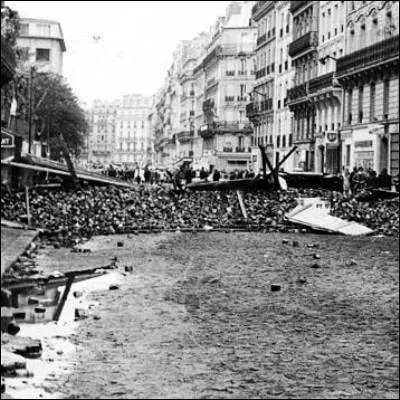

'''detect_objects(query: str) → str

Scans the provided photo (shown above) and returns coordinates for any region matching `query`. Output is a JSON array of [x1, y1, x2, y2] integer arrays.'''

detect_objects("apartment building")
[[195, 1, 257, 173], [115, 94, 152, 165], [17, 18, 66, 75], [287, 1, 320, 172], [337, 0, 399, 177], [311, 0, 346, 174]]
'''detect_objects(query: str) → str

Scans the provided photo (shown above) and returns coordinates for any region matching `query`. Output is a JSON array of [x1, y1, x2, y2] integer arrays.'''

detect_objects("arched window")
[[369, 9, 378, 44], [286, 12, 290, 33], [385, 3, 393, 38], [359, 16, 366, 48], [348, 22, 355, 52]]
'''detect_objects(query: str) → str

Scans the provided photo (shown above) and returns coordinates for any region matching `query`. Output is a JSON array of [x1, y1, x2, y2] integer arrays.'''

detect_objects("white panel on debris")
[[285, 201, 374, 236]]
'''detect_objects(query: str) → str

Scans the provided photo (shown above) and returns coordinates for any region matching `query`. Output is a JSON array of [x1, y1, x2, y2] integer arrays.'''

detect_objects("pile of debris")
[[331, 197, 399, 237], [1, 186, 398, 246], [1, 186, 323, 246]]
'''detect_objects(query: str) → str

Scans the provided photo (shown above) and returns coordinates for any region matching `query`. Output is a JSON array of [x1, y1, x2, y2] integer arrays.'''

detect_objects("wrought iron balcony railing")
[[246, 103, 257, 119], [176, 130, 195, 141], [287, 82, 308, 102], [308, 72, 340, 94], [256, 67, 266, 79], [336, 35, 399, 77], [257, 34, 267, 47], [288, 31, 318, 58], [199, 121, 252, 138]]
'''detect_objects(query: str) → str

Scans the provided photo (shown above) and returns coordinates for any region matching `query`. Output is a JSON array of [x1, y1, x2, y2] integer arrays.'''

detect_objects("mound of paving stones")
[[1, 186, 398, 248], [1, 186, 316, 247], [331, 197, 399, 237]]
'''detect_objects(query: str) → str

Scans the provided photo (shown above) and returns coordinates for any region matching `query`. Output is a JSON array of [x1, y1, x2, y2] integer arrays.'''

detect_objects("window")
[[36, 48, 50, 62], [358, 85, 364, 123], [383, 79, 390, 119], [240, 84, 247, 97], [18, 47, 30, 61], [37, 24, 51, 37], [346, 144, 351, 167], [348, 89, 353, 124], [20, 23, 29, 35], [282, 135, 286, 148], [370, 83, 376, 121]]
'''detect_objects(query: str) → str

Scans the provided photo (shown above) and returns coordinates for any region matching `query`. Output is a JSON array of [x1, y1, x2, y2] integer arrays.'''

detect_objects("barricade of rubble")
[[331, 196, 399, 237], [1, 186, 399, 248]]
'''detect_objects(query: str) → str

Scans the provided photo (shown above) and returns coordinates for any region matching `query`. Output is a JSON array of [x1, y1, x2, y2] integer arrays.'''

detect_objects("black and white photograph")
[[1, 1, 399, 399]]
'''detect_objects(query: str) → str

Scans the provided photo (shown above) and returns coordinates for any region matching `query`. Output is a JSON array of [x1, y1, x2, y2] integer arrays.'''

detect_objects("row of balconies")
[[199, 121, 252, 138], [256, 28, 277, 48], [225, 70, 252, 77], [308, 72, 339, 94], [255, 63, 276, 80], [245, 99, 273, 119], [288, 31, 318, 58], [225, 96, 249, 103], [287, 82, 308, 102], [287, 72, 341, 103], [176, 130, 195, 141], [336, 35, 399, 78], [220, 147, 252, 153]]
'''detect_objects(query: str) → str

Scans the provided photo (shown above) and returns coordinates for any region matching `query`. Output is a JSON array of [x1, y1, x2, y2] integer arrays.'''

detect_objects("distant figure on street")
[[353, 167, 367, 193], [200, 167, 208, 181], [144, 167, 152, 184], [343, 168, 352, 197], [377, 168, 392, 190], [349, 166, 358, 194], [134, 165, 141, 184], [366, 169, 378, 190], [213, 169, 221, 182], [185, 167, 193, 185]]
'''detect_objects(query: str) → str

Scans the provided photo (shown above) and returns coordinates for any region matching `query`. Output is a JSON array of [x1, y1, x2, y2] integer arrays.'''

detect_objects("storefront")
[[341, 124, 392, 174]]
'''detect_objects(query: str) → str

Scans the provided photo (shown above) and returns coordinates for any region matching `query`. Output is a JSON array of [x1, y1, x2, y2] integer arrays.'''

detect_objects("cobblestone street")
[[44, 233, 400, 399]]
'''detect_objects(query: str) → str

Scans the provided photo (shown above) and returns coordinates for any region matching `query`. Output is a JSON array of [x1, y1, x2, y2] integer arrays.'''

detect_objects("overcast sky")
[[8, 1, 231, 106]]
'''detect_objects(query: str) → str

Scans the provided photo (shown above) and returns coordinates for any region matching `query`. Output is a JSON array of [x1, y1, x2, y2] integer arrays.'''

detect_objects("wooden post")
[[237, 190, 248, 220], [53, 276, 75, 322], [25, 186, 31, 227]]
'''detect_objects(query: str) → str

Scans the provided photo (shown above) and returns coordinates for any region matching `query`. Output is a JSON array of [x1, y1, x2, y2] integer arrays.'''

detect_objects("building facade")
[[273, 1, 295, 172], [16, 18, 66, 75], [247, 1, 277, 172], [337, 0, 399, 178], [194, 1, 257, 173], [115, 94, 152, 165], [152, 1, 257, 173], [287, 1, 320, 172], [88, 100, 118, 166], [311, 0, 346, 174], [88, 95, 153, 167]]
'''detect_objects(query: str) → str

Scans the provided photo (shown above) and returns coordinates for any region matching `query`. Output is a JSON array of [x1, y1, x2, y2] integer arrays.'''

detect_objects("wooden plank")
[[278, 146, 298, 169], [53, 276, 74, 322], [2, 161, 134, 188], [236, 190, 248, 220]]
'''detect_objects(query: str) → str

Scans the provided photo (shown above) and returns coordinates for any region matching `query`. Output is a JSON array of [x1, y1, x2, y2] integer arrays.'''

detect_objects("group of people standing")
[[342, 167, 397, 197], [103, 164, 168, 185]]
